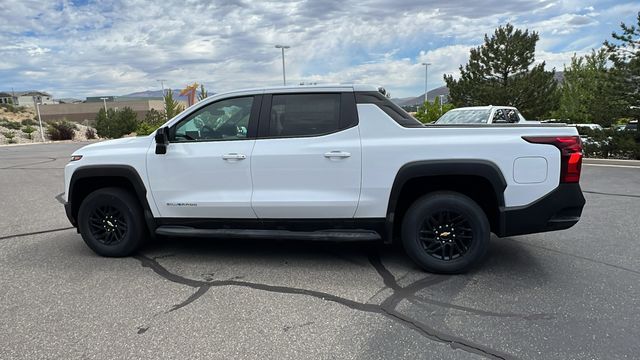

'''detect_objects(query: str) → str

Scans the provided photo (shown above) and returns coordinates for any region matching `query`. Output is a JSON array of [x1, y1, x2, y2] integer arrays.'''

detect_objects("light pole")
[[100, 97, 109, 114], [32, 96, 45, 142], [157, 79, 167, 96], [421, 62, 431, 103], [275, 45, 290, 86]]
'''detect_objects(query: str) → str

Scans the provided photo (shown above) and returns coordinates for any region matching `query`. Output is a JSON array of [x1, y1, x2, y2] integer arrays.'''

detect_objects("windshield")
[[436, 109, 491, 124]]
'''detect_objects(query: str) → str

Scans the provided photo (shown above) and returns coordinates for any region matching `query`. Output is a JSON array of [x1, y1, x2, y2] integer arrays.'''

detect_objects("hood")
[[73, 136, 153, 155]]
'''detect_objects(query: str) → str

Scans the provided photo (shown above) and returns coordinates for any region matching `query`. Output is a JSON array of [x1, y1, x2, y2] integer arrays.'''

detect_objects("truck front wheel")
[[401, 191, 490, 274], [77, 187, 146, 257]]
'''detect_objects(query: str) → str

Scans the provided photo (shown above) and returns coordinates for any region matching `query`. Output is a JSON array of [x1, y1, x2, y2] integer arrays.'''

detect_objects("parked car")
[[435, 105, 537, 124], [63, 84, 585, 274], [571, 124, 604, 131], [624, 120, 638, 131]]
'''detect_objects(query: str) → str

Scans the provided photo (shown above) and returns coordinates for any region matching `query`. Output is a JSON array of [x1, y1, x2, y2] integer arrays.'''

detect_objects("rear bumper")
[[497, 183, 585, 237], [64, 202, 77, 227]]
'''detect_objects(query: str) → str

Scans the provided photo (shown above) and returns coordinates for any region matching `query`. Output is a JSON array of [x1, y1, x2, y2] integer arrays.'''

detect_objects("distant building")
[[86, 96, 117, 103], [12, 91, 56, 107], [0, 92, 12, 105], [37, 99, 174, 123]]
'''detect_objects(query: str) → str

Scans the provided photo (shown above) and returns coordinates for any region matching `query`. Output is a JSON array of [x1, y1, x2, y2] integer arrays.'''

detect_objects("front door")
[[146, 95, 260, 218], [250, 92, 362, 218]]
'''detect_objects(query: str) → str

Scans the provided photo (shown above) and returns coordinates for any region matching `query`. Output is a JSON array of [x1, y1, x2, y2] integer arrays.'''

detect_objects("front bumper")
[[497, 183, 585, 237]]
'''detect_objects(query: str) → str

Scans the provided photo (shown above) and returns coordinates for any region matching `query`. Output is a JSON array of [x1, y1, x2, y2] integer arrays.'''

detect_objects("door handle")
[[222, 153, 246, 160], [324, 151, 351, 159]]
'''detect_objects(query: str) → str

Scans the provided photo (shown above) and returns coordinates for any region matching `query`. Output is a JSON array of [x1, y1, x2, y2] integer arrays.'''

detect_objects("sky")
[[0, 0, 638, 99]]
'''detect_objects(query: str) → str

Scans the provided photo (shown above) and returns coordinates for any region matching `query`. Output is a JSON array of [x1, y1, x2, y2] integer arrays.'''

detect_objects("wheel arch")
[[68, 165, 156, 233], [385, 160, 507, 242]]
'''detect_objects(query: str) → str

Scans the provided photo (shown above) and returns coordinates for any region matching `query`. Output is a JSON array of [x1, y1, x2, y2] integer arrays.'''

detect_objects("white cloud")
[[0, 0, 636, 98]]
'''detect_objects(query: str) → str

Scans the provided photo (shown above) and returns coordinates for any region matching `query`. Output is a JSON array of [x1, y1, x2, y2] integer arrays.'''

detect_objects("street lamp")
[[32, 96, 45, 142], [275, 45, 290, 86], [157, 79, 167, 96], [421, 62, 431, 103]]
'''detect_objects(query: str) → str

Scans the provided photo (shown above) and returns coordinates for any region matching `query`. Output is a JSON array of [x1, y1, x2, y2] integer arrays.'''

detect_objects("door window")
[[268, 94, 341, 137], [171, 97, 253, 142]]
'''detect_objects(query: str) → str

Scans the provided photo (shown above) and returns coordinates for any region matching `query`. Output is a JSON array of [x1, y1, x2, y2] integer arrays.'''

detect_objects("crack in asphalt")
[[0, 157, 58, 169], [133, 253, 515, 360], [583, 190, 640, 199], [0, 227, 74, 241]]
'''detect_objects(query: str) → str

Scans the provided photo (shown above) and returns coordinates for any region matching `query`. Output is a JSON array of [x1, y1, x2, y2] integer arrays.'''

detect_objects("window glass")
[[492, 109, 507, 122], [504, 109, 520, 123], [172, 97, 253, 141], [269, 94, 340, 137], [436, 109, 491, 124]]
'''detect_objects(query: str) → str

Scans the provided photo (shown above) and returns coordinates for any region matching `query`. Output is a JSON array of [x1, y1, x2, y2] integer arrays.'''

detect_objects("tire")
[[77, 187, 146, 257], [401, 191, 490, 274]]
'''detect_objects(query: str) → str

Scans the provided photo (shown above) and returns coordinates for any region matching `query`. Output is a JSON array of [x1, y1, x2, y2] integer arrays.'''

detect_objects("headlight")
[[70, 155, 83, 162]]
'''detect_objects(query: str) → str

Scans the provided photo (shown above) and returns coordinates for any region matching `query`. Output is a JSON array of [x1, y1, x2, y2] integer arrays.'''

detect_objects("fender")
[[385, 159, 507, 241], [67, 165, 156, 233]]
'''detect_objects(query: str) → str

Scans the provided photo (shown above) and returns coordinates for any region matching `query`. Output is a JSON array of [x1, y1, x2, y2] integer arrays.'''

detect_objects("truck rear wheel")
[[77, 187, 145, 257], [401, 191, 490, 274]]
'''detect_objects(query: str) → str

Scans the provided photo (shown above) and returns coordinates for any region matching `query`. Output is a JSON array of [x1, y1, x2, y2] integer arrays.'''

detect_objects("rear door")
[[250, 92, 362, 218]]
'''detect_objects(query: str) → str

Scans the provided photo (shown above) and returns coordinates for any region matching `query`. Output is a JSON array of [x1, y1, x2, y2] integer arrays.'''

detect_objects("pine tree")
[[605, 12, 640, 121], [444, 24, 558, 119]]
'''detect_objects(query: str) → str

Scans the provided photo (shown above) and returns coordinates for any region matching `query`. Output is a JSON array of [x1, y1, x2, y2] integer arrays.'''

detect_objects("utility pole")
[[275, 45, 290, 86], [421, 62, 431, 103], [32, 96, 45, 142]]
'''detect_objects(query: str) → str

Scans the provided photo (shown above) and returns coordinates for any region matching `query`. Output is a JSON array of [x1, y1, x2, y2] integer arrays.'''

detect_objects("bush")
[[2, 131, 16, 144], [22, 126, 36, 139], [47, 121, 77, 141], [135, 109, 165, 135], [21, 118, 36, 126], [95, 107, 138, 138], [85, 128, 96, 139], [579, 128, 640, 159], [0, 120, 22, 130]]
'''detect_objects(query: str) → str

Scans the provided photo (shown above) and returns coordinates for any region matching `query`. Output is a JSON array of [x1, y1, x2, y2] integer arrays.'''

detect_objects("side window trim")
[[256, 92, 358, 139], [168, 95, 262, 143]]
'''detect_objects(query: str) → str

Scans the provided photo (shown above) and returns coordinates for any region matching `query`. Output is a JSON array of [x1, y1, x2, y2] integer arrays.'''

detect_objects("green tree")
[[198, 84, 209, 101], [444, 24, 558, 119], [605, 12, 640, 122], [136, 108, 166, 135], [553, 49, 619, 126], [414, 97, 455, 123], [164, 90, 185, 120], [94, 107, 138, 138]]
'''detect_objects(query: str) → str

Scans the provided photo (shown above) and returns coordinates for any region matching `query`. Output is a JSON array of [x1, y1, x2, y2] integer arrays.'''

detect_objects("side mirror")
[[155, 127, 169, 154]]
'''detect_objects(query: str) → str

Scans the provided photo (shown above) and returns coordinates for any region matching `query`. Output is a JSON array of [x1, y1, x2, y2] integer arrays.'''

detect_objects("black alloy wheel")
[[401, 191, 490, 274]]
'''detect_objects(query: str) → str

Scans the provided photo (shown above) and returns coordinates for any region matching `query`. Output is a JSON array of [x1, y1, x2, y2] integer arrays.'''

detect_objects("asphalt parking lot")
[[1, 142, 639, 360]]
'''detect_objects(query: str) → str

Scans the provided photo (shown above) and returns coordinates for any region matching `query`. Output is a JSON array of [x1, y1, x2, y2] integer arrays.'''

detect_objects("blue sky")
[[0, 0, 638, 99]]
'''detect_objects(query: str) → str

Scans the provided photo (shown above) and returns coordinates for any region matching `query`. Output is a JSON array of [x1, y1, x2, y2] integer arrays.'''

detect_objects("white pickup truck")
[[64, 85, 585, 273], [435, 105, 537, 125]]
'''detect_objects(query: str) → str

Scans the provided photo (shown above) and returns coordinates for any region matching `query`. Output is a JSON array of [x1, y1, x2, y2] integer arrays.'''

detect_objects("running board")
[[155, 226, 381, 242]]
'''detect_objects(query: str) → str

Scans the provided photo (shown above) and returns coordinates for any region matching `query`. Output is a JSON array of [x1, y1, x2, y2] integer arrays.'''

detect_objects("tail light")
[[522, 136, 582, 183]]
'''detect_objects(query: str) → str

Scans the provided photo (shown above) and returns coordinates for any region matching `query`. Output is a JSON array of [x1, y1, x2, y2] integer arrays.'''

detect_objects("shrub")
[[95, 107, 138, 138], [22, 126, 36, 139], [3, 131, 16, 143], [21, 118, 36, 126], [135, 109, 165, 135], [85, 128, 96, 139], [47, 121, 77, 141], [0, 120, 22, 130]]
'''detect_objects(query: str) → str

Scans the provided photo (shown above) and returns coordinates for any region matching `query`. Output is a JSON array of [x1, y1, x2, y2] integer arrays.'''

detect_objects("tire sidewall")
[[402, 192, 490, 274], [78, 188, 144, 257]]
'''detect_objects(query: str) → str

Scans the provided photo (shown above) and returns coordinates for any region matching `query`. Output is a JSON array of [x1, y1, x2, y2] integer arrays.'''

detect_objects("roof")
[[14, 91, 51, 97], [449, 105, 519, 111], [215, 84, 382, 97], [0, 92, 12, 97]]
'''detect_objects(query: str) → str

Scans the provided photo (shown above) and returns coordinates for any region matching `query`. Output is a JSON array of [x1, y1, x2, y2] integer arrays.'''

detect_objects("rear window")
[[436, 109, 491, 124], [269, 94, 341, 137]]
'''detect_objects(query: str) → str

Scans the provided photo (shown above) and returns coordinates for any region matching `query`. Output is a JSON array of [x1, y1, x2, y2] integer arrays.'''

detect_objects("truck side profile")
[[63, 84, 585, 273]]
